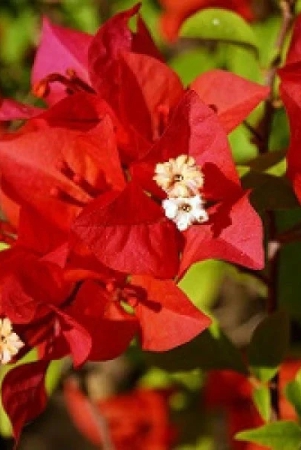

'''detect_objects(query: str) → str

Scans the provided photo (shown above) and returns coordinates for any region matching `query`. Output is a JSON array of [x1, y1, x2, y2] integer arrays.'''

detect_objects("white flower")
[[154, 155, 204, 197], [162, 196, 208, 231], [0, 317, 24, 364]]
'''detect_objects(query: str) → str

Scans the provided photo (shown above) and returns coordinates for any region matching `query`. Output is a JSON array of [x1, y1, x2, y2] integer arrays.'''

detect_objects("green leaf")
[[253, 385, 271, 422], [277, 209, 301, 320], [241, 172, 299, 211], [229, 125, 258, 164], [285, 369, 301, 418], [235, 421, 301, 450], [269, 108, 290, 152], [244, 150, 286, 173], [224, 44, 262, 82], [248, 311, 290, 382], [179, 260, 226, 311], [253, 17, 281, 68], [180, 9, 258, 55], [146, 322, 248, 374], [169, 47, 223, 86], [45, 359, 64, 394]]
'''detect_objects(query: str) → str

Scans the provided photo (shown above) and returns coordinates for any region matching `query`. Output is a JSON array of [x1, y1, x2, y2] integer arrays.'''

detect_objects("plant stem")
[[258, 0, 296, 154], [259, 0, 297, 420]]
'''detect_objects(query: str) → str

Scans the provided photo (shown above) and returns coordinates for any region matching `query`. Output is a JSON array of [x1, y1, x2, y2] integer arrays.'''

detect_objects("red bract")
[[158, 0, 254, 41], [32, 17, 93, 105], [0, 103, 124, 231], [0, 98, 42, 121], [131, 274, 211, 350], [64, 380, 176, 450], [2, 360, 49, 444], [73, 91, 263, 278], [283, 14, 301, 65], [64, 280, 138, 360], [279, 15, 301, 203]]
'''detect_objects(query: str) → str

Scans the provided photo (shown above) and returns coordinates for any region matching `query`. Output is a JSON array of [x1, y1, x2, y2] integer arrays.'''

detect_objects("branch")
[[257, 0, 296, 154]]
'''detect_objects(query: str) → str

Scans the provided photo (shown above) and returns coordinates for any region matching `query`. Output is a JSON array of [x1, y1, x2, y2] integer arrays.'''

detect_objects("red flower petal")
[[0, 126, 83, 230], [179, 193, 264, 277], [66, 280, 138, 360], [61, 117, 126, 192], [0, 99, 43, 121], [88, 4, 141, 100], [49, 306, 92, 367], [64, 380, 104, 446], [284, 14, 301, 64], [191, 69, 269, 133], [132, 275, 211, 350], [279, 62, 301, 202], [73, 182, 180, 278], [88, 5, 162, 108], [2, 360, 49, 442], [33, 92, 116, 132], [32, 17, 92, 104], [119, 52, 184, 143], [17, 206, 67, 257]]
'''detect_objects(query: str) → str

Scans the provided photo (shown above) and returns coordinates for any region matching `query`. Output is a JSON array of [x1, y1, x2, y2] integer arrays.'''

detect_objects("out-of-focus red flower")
[[205, 362, 300, 450], [279, 359, 300, 421], [205, 370, 264, 450], [64, 380, 176, 450], [158, 0, 255, 41]]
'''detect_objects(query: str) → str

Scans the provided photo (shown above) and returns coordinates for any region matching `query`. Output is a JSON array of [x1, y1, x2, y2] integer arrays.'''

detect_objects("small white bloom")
[[154, 155, 204, 197], [0, 317, 24, 364], [162, 195, 208, 231]]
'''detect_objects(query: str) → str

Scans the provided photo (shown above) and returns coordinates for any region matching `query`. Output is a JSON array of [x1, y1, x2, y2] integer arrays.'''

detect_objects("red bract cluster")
[[0, 4, 266, 442], [158, 0, 254, 41]]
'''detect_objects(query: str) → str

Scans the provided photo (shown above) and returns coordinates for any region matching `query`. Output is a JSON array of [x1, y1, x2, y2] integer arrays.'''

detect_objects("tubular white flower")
[[162, 196, 208, 231], [0, 317, 24, 364], [154, 155, 204, 197]]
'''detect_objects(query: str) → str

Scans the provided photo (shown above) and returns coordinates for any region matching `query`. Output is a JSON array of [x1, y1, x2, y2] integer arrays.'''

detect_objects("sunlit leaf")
[[235, 421, 301, 450], [253, 385, 271, 422], [180, 9, 258, 55], [169, 47, 223, 85], [179, 260, 226, 311]]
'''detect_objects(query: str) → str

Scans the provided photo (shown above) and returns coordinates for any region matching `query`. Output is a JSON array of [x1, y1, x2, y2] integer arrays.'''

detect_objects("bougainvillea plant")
[[1, 0, 301, 448]]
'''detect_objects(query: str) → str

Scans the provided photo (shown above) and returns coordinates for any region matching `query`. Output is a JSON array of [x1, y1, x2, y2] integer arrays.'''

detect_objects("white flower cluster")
[[0, 317, 24, 364], [154, 155, 208, 231]]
